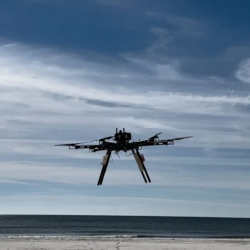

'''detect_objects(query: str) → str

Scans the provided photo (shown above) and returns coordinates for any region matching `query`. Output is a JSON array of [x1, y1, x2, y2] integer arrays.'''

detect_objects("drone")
[[55, 128, 192, 185]]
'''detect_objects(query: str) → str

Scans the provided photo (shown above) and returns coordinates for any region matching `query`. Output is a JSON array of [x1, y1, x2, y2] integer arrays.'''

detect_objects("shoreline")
[[1, 237, 250, 250], [1, 234, 250, 239]]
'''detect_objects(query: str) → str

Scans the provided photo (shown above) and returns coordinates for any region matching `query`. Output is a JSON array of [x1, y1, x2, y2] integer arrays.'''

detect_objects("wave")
[[1, 233, 250, 240]]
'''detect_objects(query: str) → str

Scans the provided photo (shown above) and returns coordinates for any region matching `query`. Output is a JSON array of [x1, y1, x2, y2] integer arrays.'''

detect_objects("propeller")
[[54, 138, 98, 147], [167, 136, 193, 141], [148, 132, 162, 141], [54, 143, 81, 147], [99, 135, 114, 142]]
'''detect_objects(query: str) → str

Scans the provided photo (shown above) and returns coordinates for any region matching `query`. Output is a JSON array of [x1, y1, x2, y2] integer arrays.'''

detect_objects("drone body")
[[55, 128, 192, 185]]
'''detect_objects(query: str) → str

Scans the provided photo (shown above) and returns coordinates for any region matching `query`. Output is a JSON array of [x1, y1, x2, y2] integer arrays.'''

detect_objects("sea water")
[[0, 215, 250, 238]]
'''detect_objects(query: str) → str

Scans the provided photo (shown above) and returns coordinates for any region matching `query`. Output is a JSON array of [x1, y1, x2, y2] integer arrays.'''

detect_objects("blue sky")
[[0, 0, 250, 217]]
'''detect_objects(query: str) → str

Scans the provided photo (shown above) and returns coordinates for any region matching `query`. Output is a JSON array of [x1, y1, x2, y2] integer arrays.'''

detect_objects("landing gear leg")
[[97, 150, 112, 185], [132, 149, 151, 183]]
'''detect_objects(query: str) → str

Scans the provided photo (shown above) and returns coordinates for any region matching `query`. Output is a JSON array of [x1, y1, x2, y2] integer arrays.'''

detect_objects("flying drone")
[[55, 128, 192, 185]]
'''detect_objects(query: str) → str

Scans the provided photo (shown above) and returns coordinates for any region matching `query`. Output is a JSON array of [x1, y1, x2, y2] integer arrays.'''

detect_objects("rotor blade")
[[149, 132, 162, 140], [54, 143, 81, 147], [77, 139, 99, 144], [155, 132, 162, 137], [99, 135, 113, 141], [167, 136, 193, 141], [97, 150, 112, 186]]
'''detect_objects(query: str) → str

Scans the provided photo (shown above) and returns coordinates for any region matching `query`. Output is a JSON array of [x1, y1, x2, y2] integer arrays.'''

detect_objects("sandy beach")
[[1, 238, 250, 250]]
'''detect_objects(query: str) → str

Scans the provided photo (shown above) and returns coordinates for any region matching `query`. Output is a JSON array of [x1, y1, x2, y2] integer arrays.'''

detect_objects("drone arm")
[[97, 150, 112, 185]]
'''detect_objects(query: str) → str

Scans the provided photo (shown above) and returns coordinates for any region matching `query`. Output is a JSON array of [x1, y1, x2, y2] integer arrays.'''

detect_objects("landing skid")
[[132, 149, 151, 183], [97, 149, 151, 185], [97, 150, 111, 185]]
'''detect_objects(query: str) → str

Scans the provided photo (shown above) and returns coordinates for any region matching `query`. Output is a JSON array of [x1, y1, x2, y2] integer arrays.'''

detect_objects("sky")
[[0, 0, 250, 217]]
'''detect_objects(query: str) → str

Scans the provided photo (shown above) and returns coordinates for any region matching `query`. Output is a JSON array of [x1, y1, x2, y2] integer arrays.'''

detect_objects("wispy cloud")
[[1, 193, 250, 217], [235, 58, 250, 84], [1, 0, 250, 217], [1, 42, 250, 149], [0, 39, 249, 216]]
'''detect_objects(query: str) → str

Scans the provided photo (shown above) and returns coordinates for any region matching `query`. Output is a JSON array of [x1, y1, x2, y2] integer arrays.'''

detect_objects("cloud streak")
[[1, 42, 250, 147], [236, 58, 250, 84], [1, 28, 250, 216]]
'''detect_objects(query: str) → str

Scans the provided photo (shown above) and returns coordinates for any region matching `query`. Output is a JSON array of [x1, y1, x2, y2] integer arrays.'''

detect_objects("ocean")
[[0, 215, 250, 238]]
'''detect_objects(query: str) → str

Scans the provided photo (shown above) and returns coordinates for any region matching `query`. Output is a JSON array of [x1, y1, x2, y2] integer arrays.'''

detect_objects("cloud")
[[235, 58, 250, 84], [1, 44, 249, 112], [0, 40, 250, 213], [0, 1, 250, 217], [1, 193, 250, 217], [1, 152, 250, 191], [1, 42, 250, 149]]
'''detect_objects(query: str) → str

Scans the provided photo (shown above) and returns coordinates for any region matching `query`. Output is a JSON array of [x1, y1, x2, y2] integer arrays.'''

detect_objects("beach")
[[1, 238, 250, 250], [1, 215, 250, 249]]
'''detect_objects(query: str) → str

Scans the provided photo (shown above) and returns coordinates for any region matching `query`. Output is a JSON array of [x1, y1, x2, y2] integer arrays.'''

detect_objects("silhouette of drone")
[[55, 128, 192, 185]]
